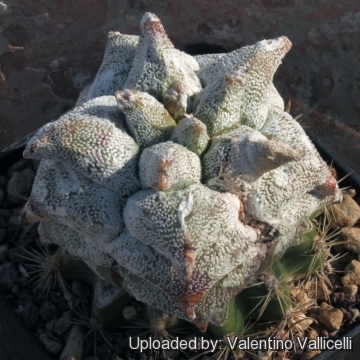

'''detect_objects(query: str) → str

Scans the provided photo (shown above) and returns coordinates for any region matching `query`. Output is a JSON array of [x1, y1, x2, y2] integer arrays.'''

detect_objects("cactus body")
[[22, 12, 341, 331]]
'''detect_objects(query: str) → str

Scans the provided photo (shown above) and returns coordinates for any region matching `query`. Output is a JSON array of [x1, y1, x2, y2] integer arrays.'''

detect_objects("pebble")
[[0, 209, 12, 228], [0, 243, 9, 262], [12, 283, 20, 296], [342, 284, 358, 296], [6, 158, 31, 178], [96, 344, 112, 360], [59, 324, 83, 360], [6, 168, 36, 205], [122, 305, 138, 321], [9, 214, 21, 227], [40, 301, 60, 322], [318, 302, 344, 331], [18, 264, 29, 278], [38, 331, 64, 354], [54, 311, 73, 335], [350, 308, 360, 321], [18, 304, 40, 328], [342, 227, 360, 254], [341, 260, 360, 285], [329, 194, 360, 227], [315, 283, 331, 301], [49, 291, 65, 305], [46, 319, 58, 333], [18, 290, 34, 306], [0, 175, 7, 190], [0, 261, 20, 288]]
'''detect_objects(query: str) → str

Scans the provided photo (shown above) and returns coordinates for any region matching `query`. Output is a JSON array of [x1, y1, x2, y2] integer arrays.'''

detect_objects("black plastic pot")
[[0, 130, 359, 360]]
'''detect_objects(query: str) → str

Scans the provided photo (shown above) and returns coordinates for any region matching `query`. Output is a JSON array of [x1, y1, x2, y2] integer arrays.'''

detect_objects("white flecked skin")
[[170, 115, 210, 156], [23, 160, 125, 243], [116, 89, 176, 149], [22, 12, 342, 330], [139, 141, 201, 190], [194, 70, 248, 137], [163, 81, 190, 122], [198, 37, 292, 129], [124, 13, 201, 101], [86, 32, 139, 101], [38, 220, 114, 267], [23, 97, 140, 196]]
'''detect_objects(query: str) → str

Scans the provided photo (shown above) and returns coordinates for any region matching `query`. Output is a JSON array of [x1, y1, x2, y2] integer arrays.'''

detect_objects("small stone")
[[6, 168, 36, 205], [318, 302, 343, 331], [0, 174, 8, 190], [341, 260, 360, 285], [16, 264, 27, 279], [122, 305, 138, 320], [0, 188, 5, 207], [0, 243, 9, 262], [59, 324, 83, 360], [343, 284, 358, 296], [18, 290, 34, 306], [342, 227, 360, 254], [290, 288, 309, 305], [49, 291, 63, 305], [329, 194, 360, 227], [18, 304, 40, 328], [315, 283, 331, 301], [0, 209, 12, 228], [350, 308, 360, 321], [307, 329, 319, 341], [46, 319, 58, 333], [96, 343, 112, 360], [40, 302, 60, 322], [0, 261, 20, 288], [0, 229, 5, 244], [12, 283, 20, 296], [54, 311, 72, 335], [301, 349, 322, 360], [6, 159, 30, 178], [38, 331, 64, 354], [9, 214, 21, 227]]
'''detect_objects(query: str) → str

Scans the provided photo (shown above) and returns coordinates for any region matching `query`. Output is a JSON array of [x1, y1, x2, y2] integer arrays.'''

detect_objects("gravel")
[[6, 168, 36, 205]]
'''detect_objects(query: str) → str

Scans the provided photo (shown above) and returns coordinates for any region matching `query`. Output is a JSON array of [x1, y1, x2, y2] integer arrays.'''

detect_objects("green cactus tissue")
[[21, 12, 341, 332]]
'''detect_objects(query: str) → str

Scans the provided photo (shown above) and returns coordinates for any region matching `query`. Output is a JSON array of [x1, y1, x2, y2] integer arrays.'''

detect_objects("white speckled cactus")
[[21, 12, 342, 332]]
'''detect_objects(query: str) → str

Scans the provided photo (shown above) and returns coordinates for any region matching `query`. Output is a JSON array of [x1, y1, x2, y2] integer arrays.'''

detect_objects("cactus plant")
[[21, 12, 342, 335]]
